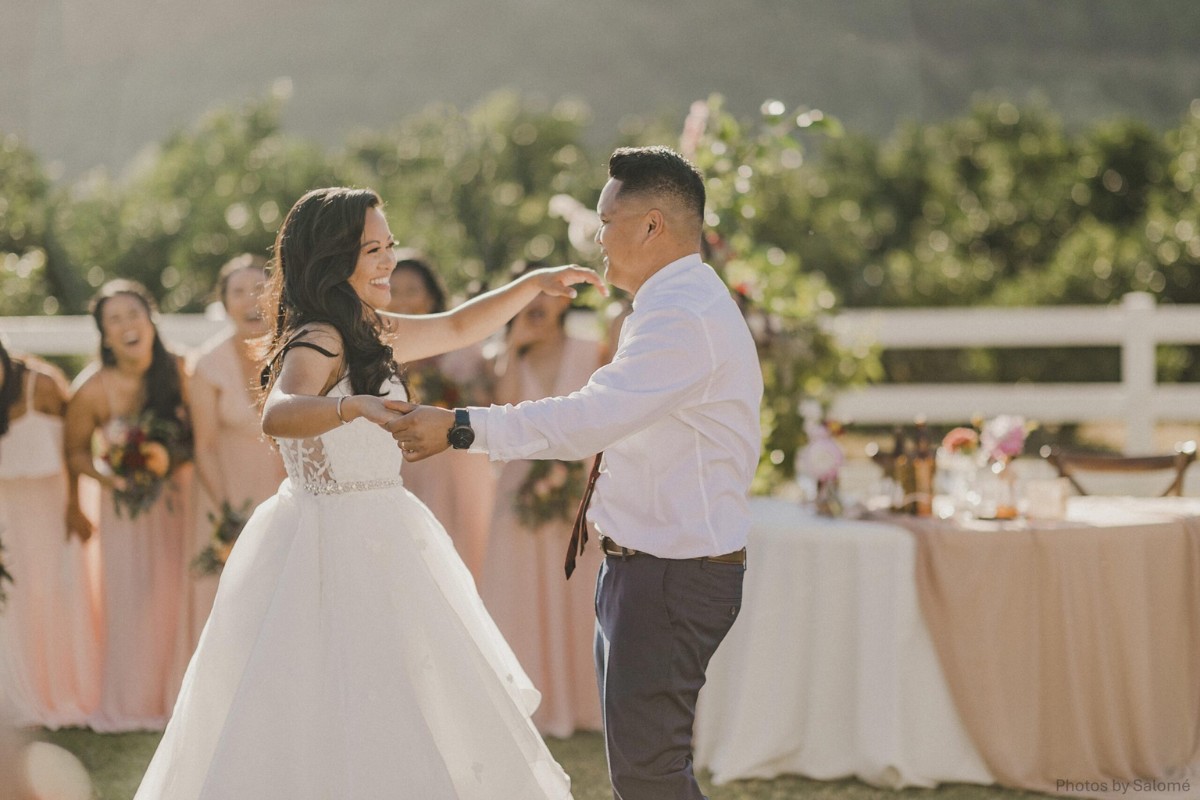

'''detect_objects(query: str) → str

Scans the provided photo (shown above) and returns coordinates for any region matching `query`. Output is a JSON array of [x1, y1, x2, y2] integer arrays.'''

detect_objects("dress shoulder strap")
[[24, 364, 37, 407], [259, 330, 343, 388], [279, 340, 341, 359]]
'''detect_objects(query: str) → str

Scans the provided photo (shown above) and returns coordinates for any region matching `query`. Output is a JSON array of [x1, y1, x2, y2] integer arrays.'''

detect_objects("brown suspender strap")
[[565, 452, 603, 580]]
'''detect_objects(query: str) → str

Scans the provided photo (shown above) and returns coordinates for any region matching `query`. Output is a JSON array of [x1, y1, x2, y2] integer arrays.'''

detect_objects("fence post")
[[1121, 292, 1157, 454]]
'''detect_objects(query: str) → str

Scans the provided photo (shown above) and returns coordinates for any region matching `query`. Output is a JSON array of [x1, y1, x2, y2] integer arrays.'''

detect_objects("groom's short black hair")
[[608, 146, 705, 223]]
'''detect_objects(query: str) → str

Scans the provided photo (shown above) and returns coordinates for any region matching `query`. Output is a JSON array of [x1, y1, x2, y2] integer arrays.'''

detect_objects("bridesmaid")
[[186, 255, 285, 644], [0, 341, 102, 728], [478, 270, 604, 738], [386, 253, 497, 582], [64, 280, 194, 732]]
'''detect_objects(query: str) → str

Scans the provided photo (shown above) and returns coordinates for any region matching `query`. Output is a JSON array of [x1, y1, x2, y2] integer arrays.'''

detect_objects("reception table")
[[693, 497, 1200, 797]]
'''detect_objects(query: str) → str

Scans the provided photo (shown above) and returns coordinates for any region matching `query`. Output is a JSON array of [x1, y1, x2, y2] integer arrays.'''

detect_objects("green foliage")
[[342, 93, 601, 295], [0, 136, 68, 314], [647, 96, 880, 487], [802, 97, 1200, 311], [6, 90, 1200, 476], [51, 90, 341, 312]]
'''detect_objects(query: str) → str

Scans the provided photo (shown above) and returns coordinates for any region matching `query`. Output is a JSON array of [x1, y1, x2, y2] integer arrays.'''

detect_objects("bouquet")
[[102, 411, 192, 519], [0, 534, 12, 609], [513, 460, 586, 528], [192, 500, 252, 576], [406, 363, 464, 410]]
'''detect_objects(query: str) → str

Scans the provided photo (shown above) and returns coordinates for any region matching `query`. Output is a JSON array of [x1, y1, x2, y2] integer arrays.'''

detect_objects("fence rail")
[[5, 292, 1200, 453], [827, 293, 1200, 452]]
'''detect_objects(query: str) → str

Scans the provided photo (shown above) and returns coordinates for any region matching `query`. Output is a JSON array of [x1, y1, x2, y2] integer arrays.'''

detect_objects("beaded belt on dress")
[[300, 477, 403, 495]]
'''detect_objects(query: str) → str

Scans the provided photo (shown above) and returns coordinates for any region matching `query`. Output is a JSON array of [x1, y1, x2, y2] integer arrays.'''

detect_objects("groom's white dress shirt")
[[468, 254, 763, 559]]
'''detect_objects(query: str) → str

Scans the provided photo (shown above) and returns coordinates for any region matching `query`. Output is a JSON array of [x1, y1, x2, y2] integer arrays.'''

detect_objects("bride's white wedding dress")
[[134, 377, 572, 799]]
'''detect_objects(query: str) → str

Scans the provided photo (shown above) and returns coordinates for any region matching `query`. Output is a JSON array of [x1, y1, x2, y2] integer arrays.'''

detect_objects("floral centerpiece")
[[513, 460, 586, 528], [796, 419, 845, 516], [102, 411, 192, 519], [192, 500, 252, 576], [937, 425, 982, 518], [941, 426, 980, 456], [979, 415, 1029, 464], [978, 415, 1031, 519]]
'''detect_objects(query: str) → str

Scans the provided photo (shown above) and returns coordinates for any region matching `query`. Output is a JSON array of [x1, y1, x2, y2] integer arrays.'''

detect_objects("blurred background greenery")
[[5, 88, 1200, 480], [4, 1, 1200, 481]]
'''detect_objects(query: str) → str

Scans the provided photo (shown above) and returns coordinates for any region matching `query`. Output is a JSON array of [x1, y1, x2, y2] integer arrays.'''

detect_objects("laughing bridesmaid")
[[64, 280, 194, 732]]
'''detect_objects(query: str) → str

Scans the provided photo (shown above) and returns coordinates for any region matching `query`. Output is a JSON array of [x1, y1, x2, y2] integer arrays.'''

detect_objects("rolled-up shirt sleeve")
[[469, 305, 713, 462]]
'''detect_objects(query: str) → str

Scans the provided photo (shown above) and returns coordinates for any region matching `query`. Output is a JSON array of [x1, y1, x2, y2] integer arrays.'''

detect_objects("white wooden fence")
[[827, 292, 1200, 453], [6, 292, 1200, 453]]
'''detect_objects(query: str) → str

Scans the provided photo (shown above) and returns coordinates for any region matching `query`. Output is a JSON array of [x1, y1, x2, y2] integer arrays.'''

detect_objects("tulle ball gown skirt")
[[133, 479, 572, 800]]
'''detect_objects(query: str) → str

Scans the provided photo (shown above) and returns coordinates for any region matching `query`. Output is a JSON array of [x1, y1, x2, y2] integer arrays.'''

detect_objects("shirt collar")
[[631, 253, 703, 309]]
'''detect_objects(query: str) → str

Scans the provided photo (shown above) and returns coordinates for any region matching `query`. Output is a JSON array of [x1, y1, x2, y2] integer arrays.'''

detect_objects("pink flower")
[[798, 430, 844, 482], [680, 100, 710, 159], [546, 462, 569, 489], [980, 415, 1027, 461], [942, 427, 979, 454]]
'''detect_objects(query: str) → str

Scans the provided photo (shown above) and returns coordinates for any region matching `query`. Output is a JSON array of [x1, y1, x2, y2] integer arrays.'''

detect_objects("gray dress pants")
[[594, 550, 744, 800]]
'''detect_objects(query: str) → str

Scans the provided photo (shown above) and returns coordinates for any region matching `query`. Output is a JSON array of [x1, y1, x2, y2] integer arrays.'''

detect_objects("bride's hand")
[[341, 395, 404, 427], [382, 402, 453, 462], [526, 265, 607, 299]]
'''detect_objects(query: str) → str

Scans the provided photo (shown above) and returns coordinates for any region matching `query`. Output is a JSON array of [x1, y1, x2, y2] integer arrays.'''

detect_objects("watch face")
[[449, 426, 475, 449]]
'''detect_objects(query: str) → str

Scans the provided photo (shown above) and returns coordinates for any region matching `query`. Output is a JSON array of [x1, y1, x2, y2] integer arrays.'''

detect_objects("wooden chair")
[[1039, 441, 1197, 497]]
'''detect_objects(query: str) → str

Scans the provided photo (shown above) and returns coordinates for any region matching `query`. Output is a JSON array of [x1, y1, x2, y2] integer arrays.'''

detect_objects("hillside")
[[3, 0, 1200, 178]]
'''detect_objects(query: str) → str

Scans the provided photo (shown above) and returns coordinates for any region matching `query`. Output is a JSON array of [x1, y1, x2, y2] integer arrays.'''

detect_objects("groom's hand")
[[383, 401, 454, 462]]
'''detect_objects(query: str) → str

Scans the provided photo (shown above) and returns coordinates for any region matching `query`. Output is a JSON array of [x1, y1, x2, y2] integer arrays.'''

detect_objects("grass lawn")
[[38, 727, 1052, 800]]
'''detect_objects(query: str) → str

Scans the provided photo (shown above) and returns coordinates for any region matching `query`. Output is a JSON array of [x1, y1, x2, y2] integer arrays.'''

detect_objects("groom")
[[387, 145, 763, 800]]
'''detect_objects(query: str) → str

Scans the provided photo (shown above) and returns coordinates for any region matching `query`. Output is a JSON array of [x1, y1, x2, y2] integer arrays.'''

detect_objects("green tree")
[[0, 136, 86, 314], [343, 92, 601, 295], [662, 96, 879, 486], [54, 90, 340, 311]]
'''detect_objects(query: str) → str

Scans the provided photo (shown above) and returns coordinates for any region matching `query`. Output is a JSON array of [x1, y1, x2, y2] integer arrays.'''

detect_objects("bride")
[[133, 187, 602, 799]]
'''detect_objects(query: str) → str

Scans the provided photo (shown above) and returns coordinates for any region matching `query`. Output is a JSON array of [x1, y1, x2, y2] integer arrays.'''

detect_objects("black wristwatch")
[[447, 408, 475, 450]]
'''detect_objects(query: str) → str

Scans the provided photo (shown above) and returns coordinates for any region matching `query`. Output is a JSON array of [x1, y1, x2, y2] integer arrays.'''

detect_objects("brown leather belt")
[[599, 536, 746, 566]]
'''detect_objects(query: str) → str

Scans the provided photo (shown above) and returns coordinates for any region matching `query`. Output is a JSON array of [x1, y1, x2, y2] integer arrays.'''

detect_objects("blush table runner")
[[889, 497, 1200, 797]]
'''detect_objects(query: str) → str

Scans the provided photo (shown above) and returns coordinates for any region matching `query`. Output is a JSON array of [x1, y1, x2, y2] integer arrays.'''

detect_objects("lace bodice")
[[276, 378, 408, 495]]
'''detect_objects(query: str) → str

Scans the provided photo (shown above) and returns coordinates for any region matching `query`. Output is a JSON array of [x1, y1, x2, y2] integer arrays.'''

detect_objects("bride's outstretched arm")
[[261, 327, 401, 439], [379, 265, 604, 364]]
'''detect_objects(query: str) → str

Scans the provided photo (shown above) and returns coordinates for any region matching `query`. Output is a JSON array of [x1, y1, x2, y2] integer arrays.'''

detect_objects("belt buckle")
[[601, 537, 633, 559], [701, 548, 747, 567]]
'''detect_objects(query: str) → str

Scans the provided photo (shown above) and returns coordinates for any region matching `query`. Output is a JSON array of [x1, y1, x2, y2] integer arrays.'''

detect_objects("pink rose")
[[942, 427, 979, 454], [981, 415, 1027, 461]]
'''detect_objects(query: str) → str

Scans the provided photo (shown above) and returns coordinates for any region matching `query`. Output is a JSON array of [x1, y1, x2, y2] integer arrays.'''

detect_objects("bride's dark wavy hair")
[[259, 187, 398, 397], [89, 280, 187, 425]]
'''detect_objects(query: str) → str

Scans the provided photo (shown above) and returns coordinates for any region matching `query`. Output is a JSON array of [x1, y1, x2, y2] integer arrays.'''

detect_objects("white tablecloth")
[[693, 498, 993, 788]]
